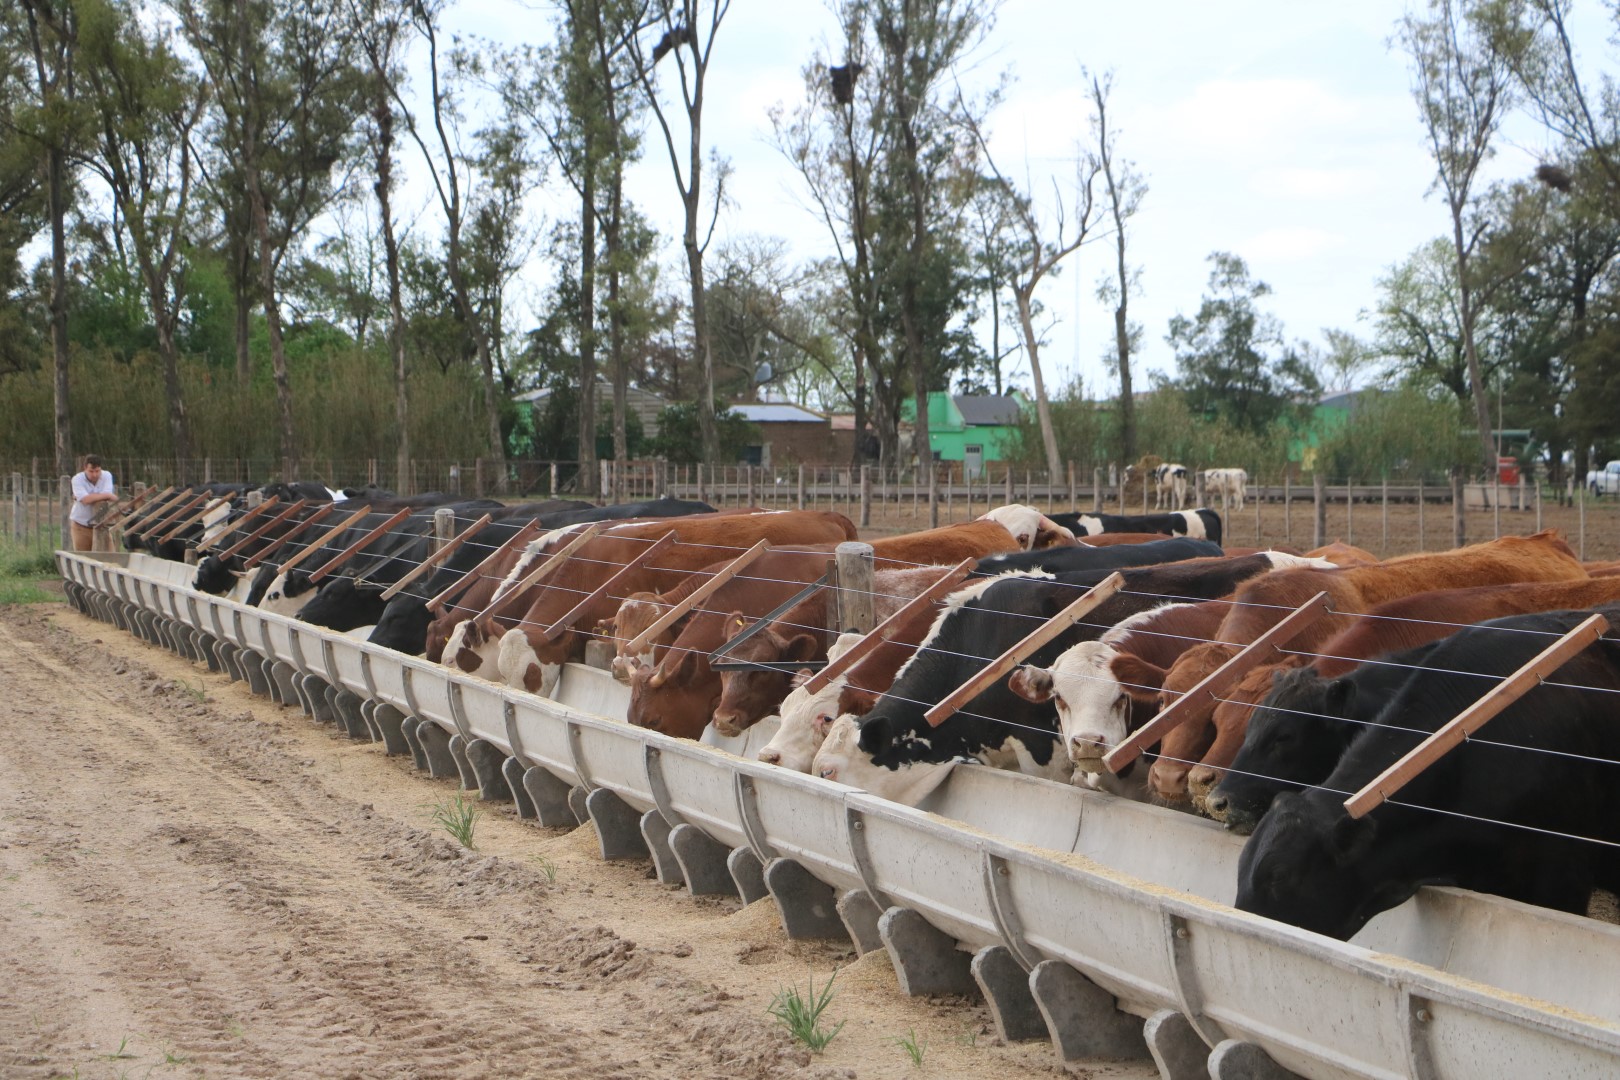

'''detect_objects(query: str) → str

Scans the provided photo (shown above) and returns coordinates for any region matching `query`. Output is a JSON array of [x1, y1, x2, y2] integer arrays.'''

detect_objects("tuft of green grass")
[[767, 969, 845, 1053], [529, 853, 558, 883], [430, 795, 480, 850], [895, 1028, 927, 1066], [0, 536, 59, 605], [102, 1036, 136, 1061]]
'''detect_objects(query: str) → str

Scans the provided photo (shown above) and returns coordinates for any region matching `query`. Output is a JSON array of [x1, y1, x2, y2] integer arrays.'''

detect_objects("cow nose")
[[1068, 732, 1107, 758], [1204, 792, 1229, 819], [712, 713, 742, 737], [758, 747, 781, 765], [1148, 759, 1190, 801]]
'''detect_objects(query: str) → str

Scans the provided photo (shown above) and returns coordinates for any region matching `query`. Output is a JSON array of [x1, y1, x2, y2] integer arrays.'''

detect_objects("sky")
[[420, 0, 1598, 401]]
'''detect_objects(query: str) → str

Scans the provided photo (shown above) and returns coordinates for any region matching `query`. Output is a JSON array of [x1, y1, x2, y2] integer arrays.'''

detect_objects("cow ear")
[[722, 611, 751, 642], [782, 633, 820, 664], [1329, 814, 1376, 864], [1008, 666, 1054, 703], [1324, 678, 1356, 714], [1112, 654, 1167, 699], [649, 647, 696, 689]]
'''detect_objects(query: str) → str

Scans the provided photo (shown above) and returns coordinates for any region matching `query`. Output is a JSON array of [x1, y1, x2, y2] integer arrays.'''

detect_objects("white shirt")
[[71, 470, 115, 526]]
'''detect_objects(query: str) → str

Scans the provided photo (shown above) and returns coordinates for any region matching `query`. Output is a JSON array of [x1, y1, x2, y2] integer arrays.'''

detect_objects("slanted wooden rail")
[[243, 502, 338, 569], [478, 524, 605, 623], [623, 539, 772, 655], [1343, 613, 1611, 819], [130, 491, 208, 540], [306, 505, 418, 584], [542, 531, 678, 642], [801, 558, 975, 695], [215, 500, 310, 563], [196, 496, 280, 554], [925, 571, 1126, 728], [158, 496, 232, 544], [378, 513, 494, 601], [118, 485, 176, 531], [122, 486, 185, 535], [425, 519, 545, 615], [1104, 591, 1332, 772], [264, 505, 376, 576]]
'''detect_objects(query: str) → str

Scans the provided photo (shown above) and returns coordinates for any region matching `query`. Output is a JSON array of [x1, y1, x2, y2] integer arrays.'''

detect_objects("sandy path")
[[0, 603, 1152, 1080]]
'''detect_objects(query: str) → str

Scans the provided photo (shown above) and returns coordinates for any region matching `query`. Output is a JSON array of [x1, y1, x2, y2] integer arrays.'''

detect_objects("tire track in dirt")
[[3, 604, 1152, 1080]]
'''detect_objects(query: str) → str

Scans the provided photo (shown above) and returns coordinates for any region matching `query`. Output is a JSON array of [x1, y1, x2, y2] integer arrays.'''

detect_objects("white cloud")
[[1250, 167, 1378, 200]]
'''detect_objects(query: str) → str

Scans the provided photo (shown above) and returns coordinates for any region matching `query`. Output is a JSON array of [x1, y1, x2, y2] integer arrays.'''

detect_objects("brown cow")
[[442, 510, 858, 692], [1147, 531, 1587, 803], [1304, 541, 1378, 567], [626, 520, 1029, 738]]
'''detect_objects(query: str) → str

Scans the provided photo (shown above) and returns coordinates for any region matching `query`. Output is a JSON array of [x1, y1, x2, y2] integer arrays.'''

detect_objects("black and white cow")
[[1237, 605, 1620, 941], [811, 553, 1299, 804], [365, 496, 719, 654], [973, 535, 1223, 577], [1048, 509, 1223, 546]]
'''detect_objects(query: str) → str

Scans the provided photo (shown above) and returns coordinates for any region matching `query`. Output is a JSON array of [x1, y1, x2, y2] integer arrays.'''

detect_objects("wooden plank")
[[196, 495, 280, 553], [1343, 613, 1610, 819], [305, 505, 418, 583], [130, 491, 207, 540], [924, 572, 1126, 728], [623, 539, 772, 654], [267, 505, 376, 575], [215, 499, 309, 562], [802, 559, 975, 695], [158, 495, 232, 544], [1104, 591, 1333, 772], [120, 485, 180, 533], [377, 513, 493, 601], [424, 518, 545, 615], [95, 483, 164, 529], [478, 523, 606, 622], [542, 531, 679, 642], [243, 502, 337, 569]]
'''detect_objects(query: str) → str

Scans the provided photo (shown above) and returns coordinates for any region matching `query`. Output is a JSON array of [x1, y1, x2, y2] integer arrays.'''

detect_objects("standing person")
[[70, 455, 117, 551]]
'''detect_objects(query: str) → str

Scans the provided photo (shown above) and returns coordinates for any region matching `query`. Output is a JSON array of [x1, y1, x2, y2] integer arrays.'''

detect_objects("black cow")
[[365, 497, 718, 653], [1205, 642, 1436, 835], [244, 495, 504, 611], [291, 498, 588, 630], [1048, 509, 1223, 546], [973, 536, 1222, 577], [1237, 605, 1620, 941], [813, 553, 1296, 804]]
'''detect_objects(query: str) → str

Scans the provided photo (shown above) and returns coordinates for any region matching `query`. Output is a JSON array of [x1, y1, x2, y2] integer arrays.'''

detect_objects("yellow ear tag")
[[734, 618, 745, 627]]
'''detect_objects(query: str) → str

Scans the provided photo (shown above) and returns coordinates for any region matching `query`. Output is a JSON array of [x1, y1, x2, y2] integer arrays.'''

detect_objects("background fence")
[[10, 458, 1620, 561]]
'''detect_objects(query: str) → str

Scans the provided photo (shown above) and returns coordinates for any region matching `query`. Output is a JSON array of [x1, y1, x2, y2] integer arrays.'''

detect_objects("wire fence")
[[112, 490, 1620, 870]]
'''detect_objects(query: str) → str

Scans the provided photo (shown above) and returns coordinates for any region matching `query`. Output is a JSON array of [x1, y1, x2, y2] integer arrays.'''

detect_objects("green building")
[[903, 392, 1028, 477]]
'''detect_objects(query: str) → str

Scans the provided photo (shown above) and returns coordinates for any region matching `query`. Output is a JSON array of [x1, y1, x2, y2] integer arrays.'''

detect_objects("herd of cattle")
[[118, 481, 1620, 942]]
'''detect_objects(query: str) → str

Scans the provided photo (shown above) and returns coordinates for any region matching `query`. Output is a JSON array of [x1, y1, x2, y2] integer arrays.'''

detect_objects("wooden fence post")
[[746, 464, 756, 507], [859, 465, 871, 527], [796, 464, 805, 510], [60, 475, 72, 551], [11, 473, 21, 542], [834, 541, 876, 634], [433, 507, 455, 554], [1312, 472, 1325, 549], [1283, 472, 1291, 545], [698, 463, 708, 504], [1092, 467, 1101, 512], [1493, 474, 1501, 539], [1578, 482, 1586, 560], [1346, 477, 1354, 546], [1535, 476, 1542, 533], [928, 462, 939, 527], [1381, 477, 1389, 557], [1253, 475, 1261, 543], [1452, 469, 1466, 549], [1067, 461, 1077, 509], [1417, 477, 1425, 551]]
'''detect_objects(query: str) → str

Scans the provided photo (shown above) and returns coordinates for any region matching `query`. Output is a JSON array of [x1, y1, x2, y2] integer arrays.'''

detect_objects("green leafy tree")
[[1165, 252, 1319, 433]]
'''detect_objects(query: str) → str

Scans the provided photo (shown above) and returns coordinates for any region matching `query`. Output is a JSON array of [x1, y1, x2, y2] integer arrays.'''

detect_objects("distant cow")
[[1204, 468, 1248, 511], [1048, 509, 1224, 546], [1151, 463, 1189, 510]]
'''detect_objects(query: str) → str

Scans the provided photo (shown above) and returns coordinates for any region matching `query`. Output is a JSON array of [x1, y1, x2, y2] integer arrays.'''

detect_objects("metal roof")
[[729, 402, 827, 423], [953, 394, 1024, 426]]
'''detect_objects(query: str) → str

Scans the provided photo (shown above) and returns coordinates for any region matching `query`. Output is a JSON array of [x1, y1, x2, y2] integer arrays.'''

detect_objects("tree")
[[963, 97, 1101, 481], [12, 0, 81, 475], [628, 0, 731, 465], [868, 0, 1000, 500], [1398, 0, 1517, 479], [1089, 70, 1147, 465], [1166, 252, 1319, 434], [391, 0, 509, 489], [177, 0, 361, 478], [78, 0, 206, 480], [349, 0, 413, 491]]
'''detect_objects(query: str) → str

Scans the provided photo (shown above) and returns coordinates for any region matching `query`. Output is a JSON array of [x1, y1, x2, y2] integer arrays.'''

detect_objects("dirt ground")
[[0, 601, 1154, 1080]]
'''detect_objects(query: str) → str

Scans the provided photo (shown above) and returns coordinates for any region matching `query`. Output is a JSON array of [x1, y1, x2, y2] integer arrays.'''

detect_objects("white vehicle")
[[1588, 460, 1620, 496]]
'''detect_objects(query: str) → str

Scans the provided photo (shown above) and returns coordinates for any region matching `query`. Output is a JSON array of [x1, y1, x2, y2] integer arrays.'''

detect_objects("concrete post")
[[834, 542, 875, 634]]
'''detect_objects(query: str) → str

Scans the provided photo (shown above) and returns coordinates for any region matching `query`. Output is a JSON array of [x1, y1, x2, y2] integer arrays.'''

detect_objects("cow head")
[[1235, 791, 1396, 941], [497, 627, 560, 697], [1189, 657, 1307, 816], [627, 646, 717, 740], [978, 504, 1077, 550], [757, 632, 864, 771], [443, 618, 492, 674], [609, 592, 683, 683], [810, 714, 958, 805], [192, 555, 242, 596], [712, 613, 821, 737], [1147, 642, 1235, 802]]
